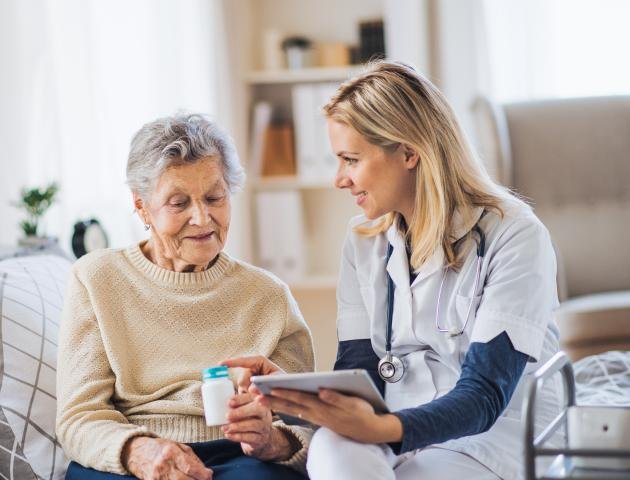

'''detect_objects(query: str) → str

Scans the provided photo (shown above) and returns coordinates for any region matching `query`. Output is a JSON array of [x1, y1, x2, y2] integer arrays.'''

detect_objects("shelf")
[[540, 455, 630, 479], [246, 65, 364, 85], [288, 274, 338, 290], [250, 176, 336, 191]]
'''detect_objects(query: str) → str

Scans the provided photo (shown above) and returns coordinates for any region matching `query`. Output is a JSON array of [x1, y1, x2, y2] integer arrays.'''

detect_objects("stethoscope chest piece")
[[378, 352, 405, 383]]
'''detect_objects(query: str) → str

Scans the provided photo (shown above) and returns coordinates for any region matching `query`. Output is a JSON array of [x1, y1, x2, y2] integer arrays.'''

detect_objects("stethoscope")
[[377, 224, 487, 383]]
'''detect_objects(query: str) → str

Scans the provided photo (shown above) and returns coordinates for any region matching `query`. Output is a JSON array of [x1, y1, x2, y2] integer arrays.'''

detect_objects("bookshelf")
[[245, 8, 377, 372], [225, 0, 430, 370], [246, 65, 365, 85], [250, 175, 334, 191]]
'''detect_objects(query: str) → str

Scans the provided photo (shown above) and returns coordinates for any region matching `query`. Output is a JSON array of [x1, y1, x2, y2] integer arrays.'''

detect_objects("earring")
[[144, 223, 151, 231]]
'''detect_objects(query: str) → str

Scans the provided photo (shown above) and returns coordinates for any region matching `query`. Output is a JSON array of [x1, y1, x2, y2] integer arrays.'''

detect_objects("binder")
[[261, 124, 296, 176], [249, 101, 273, 177], [292, 83, 319, 180], [292, 82, 339, 182], [255, 190, 305, 282]]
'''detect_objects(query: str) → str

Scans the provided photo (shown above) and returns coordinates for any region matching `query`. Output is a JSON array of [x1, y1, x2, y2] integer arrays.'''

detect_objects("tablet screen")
[[251, 369, 388, 415]]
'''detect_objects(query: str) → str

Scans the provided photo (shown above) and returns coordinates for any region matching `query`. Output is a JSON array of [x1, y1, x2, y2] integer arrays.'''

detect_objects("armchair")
[[474, 95, 630, 360]]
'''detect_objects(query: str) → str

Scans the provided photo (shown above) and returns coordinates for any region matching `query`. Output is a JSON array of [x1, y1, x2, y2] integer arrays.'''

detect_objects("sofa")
[[0, 253, 71, 479], [473, 95, 630, 360], [2, 249, 628, 478]]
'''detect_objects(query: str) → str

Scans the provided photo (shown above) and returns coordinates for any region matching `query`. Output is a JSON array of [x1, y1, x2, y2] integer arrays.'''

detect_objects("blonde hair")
[[323, 61, 516, 270]]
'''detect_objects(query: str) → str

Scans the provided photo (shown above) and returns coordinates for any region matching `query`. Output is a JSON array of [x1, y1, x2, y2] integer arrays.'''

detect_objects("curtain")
[[480, 0, 630, 102], [0, 0, 233, 254]]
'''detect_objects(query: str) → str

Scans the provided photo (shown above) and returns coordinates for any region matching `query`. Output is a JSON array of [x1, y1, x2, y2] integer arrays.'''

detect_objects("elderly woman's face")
[[137, 156, 231, 271]]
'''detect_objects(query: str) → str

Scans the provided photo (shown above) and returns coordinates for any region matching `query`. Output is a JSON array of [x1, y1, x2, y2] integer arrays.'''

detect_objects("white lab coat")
[[336, 198, 563, 480]]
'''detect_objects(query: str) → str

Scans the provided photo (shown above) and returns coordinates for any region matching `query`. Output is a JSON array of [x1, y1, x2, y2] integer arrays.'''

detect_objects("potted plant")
[[14, 182, 59, 247], [281, 36, 313, 69]]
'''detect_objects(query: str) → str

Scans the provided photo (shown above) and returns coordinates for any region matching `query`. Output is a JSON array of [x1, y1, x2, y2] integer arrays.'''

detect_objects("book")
[[249, 101, 273, 177], [255, 190, 305, 282], [359, 19, 385, 62], [261, 124, 296, 176], [292, 82, 339, 182]]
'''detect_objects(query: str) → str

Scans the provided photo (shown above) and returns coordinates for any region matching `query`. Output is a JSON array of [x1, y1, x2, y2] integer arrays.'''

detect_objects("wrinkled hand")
[[221, 356, 285, 394], [222, 389, 293, 461], [122, 436, 213, 480], [259, 388, 403, 444]]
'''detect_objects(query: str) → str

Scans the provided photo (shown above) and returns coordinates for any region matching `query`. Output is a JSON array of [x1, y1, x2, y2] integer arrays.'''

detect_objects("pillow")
[[0, 409, 37, 479], [0, 254, 72, 479]]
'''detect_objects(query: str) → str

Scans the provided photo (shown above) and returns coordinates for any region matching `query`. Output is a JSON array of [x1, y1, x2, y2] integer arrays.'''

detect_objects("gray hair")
[[126, 113, 245, 199]]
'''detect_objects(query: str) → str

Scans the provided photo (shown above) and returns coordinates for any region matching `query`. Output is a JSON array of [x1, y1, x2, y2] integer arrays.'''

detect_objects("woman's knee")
[[308, 427, 353, 475], [308, 427, 348, 461], [307, 428, 394, 480]]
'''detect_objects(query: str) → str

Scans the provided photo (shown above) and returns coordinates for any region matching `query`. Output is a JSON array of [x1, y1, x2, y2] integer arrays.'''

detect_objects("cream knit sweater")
[[56, 243, 314, 475]]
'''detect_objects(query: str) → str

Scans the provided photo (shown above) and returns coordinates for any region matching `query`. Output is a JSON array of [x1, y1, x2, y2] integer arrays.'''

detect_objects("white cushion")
[[0, 255, 72, 479]]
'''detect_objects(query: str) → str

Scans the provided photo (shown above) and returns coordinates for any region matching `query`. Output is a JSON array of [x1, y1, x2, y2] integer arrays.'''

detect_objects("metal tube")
[[523, 351, 573, 480], [534, 410, 567, 448]]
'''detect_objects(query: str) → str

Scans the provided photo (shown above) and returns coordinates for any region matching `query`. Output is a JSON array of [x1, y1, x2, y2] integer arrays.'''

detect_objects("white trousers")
[[307, 428, 500, 480]]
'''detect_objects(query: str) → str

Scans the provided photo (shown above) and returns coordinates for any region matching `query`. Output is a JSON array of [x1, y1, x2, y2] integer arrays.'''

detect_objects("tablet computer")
[[251, 369, 388, 414]]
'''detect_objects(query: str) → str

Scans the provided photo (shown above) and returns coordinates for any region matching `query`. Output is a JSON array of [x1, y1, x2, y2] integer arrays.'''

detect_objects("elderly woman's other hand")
[[122, 436, 213, 480], [221, 357, 300, 461], [221, 355, 285, 393], [222, 390, 295, 461]]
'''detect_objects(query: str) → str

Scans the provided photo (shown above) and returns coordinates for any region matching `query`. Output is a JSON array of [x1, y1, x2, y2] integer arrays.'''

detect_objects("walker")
[[523, 351, 630, 479]]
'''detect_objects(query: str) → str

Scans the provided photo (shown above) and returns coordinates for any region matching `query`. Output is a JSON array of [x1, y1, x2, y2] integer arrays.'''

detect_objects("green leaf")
[[13, 182, 59, 236], [20, 220, 38, 236]]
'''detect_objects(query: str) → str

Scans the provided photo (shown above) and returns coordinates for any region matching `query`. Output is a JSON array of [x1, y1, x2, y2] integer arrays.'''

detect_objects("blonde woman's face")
[[328, 120, 417, 222], [136, 156, 231, 272]]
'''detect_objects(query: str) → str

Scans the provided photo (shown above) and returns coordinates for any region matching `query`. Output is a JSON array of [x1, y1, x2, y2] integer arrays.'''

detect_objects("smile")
[[186, 232, 214, 241], [355, 191, 367, 206]]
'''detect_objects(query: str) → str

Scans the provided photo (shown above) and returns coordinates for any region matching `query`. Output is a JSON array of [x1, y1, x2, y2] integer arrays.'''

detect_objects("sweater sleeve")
[[334, 339, 385, 396], [267, 285, 315, 474], [268, 286, 315, 375], [55, 269, 157, 474], [390, 331, 528, 454]]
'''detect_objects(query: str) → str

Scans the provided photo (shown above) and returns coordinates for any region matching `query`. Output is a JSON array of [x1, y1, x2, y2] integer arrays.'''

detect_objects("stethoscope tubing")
[[380, 224, 486, 382]]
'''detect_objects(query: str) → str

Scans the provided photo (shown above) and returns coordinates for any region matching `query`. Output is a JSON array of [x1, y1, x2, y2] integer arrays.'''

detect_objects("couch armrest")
[[555, 291, 630, 361]]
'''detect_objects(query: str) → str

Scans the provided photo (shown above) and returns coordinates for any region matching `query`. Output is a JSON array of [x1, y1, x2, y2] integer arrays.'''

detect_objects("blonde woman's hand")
[[259, 388, 404, 445], [121, 436, 213, 480], [222, 388, 295, 461], [221, 356, 285, 394]]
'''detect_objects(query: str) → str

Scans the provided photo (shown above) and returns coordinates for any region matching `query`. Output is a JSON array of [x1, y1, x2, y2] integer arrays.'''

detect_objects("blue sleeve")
[[334, 339, 385, 397], [390, 331, 528, 454]]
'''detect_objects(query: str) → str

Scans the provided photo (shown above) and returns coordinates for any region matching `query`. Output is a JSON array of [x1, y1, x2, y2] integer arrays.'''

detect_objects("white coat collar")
[[450, 206, 485, 244], [384, 207, 484, 286], [385, 221, 411, 292]]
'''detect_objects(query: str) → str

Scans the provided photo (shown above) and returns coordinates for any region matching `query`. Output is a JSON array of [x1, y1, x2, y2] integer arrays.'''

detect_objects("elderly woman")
[[56, 113, 313, 480]]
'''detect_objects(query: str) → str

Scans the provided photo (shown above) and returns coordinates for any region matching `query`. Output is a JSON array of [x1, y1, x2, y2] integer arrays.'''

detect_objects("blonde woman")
[[228, 62, 562, 479]]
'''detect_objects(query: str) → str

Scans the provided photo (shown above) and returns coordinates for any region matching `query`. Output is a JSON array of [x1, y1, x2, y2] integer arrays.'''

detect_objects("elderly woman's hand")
[[222, 388, 296, 461], [221, 355, 285, 393], [122, 436, 213, 480], [220, 356, 298, 460]]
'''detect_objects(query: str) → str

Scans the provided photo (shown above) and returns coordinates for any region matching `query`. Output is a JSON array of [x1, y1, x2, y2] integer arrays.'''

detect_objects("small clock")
[[72, 218, 108, 258]]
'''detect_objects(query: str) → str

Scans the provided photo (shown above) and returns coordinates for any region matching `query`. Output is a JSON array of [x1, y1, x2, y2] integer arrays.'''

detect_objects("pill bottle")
[[201, 366, 234, 426]]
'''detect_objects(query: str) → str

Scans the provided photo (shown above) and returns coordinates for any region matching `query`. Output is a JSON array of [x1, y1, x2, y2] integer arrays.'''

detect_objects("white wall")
[[433, 0, 487, 148], [214, 0, 254, 261], [384, 0, 431, 74]]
